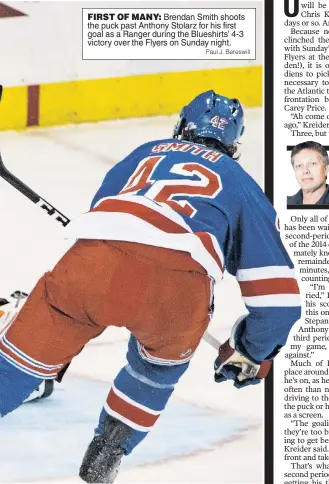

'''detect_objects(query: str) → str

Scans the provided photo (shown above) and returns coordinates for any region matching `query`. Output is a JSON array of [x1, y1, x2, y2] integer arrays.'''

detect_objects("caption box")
[[82, 8, 256, 60]]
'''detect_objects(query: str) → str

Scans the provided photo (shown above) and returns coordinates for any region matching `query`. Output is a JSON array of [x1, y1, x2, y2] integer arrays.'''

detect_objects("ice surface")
[[1, 375, 253, 483], [0, 110, 263, 483]]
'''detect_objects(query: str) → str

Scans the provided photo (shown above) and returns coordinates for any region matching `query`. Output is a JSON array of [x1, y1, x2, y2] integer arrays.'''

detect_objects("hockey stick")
[[0, 154, 70, 227], [202, 330, 220, 350], [0, 154, 222, 357]]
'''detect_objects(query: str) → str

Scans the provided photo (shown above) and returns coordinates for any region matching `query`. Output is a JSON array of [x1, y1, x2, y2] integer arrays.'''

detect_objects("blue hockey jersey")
[[66, 139, 301, 361]]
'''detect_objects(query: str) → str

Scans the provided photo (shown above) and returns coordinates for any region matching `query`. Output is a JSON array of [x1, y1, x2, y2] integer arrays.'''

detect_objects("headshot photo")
[[287, 141, 329, 207]]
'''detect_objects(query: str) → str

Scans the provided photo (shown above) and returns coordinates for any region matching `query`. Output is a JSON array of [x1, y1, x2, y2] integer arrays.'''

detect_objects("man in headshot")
[[288, 141, 329, 205]]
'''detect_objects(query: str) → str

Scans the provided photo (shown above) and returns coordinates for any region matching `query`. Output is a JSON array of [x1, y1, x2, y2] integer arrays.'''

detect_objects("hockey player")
[[0, 91, 301, 483]]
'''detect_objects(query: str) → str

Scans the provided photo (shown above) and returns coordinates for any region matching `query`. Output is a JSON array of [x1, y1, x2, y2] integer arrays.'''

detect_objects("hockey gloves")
[[214, 315, 272, 389]]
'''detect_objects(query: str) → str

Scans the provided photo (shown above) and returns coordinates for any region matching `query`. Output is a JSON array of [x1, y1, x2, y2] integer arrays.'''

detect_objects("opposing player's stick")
[[0, 154, 70, 226], [0, 154, 221, 358]]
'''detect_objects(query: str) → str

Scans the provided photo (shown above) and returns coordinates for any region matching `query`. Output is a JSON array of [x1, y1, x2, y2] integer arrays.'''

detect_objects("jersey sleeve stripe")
[[239, 278, 300, 297], [236, 266, 296, 281], [243, 294, 301, 307]]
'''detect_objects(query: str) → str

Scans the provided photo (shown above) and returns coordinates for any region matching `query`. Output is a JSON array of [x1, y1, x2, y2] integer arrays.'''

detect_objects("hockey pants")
[[0, 240, 212, 452]]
